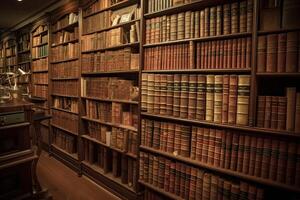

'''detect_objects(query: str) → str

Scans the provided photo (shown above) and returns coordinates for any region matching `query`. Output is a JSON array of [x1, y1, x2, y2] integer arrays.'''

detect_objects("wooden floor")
[[37, 151, 121, 200]]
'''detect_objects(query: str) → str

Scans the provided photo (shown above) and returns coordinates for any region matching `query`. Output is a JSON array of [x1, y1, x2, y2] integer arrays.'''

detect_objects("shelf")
[[51, 77, 79, 80], [33, 29, 48, 37], [143, 32, 251, 47], [18, 60, 31, 65], [258, 28, 300, 35], [141, 113, 300, 139], [82, 161, 136, 193], [256, 72, 300, 77], [81, 96, 139, 105], [142, 68, 251, 74], [81, 116, 138, 132], [0, 122, 30, 130], [51, 107, 78, 115], [83, 0, 138, 18], [50, 57, 78, 64], [140, 146, 300, 194], [51, 144, 78, 160], [144, 0, 231, 19], [32, 69, 48, 73], [32, 42, 48, 48], [83, 19, 140, 35], [33, 83, 48, 85], [139, 181, 181, 200], [81, 42, 139, 53], [51, 94, 79, 98], [51, 38, 79, 47], [51, 123, 78, 136], [52, 22, 78, 33], [18, 49, 30, 54], [32, 55, 48, 60], [81, 70, 139, 75]]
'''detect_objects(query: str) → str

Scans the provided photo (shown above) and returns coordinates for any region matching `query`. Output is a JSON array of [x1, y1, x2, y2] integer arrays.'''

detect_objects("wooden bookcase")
[[79, 0, 141, 198], [49, 1, 81, 172], [0, 41, 4, 73], [3, 36, 17, 73], [30, 17, 51, 151]]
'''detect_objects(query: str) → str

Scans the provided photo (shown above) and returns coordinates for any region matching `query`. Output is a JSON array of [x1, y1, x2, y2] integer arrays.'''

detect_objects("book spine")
[[205, 75, 215, 121], [266, 34, 278, 72]]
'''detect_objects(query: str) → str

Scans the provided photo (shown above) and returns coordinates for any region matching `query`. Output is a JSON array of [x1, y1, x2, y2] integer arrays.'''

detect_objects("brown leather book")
[[231, 2, 239, 34], [202, 173, 211, 200], [269, 139, 279, 181], [185, 11, 191, 39], [205, 75, 215, 121], [200, 10, 205, 37], [196, 75, 206, 120], [180, 74, 189, 118], [277, 33, 287, 73], [214, 129, 222, 167], [166, 74, 174, 116], [141, 73, 148, 112], [207, 129, 216, 165], [230, 133, 239, 171], [239, 1, 247, 33], [232, 39, 237, 69], [223, 4, 231, 35], [277, 96, 287, 130], [242, 135, 251, 174], [266, 34, 278, 72], [177, 13, 185, 40], [254, 137, 264, 177], [159, 74, 168, 115], [204, 8, 210, 37], [246, 37, 252, 69], [190, 127, 197, 160], [264, 96, 272, 128], [286, 32, 298, 72], [173, 74, 181, 117], [210, 7, 216, 36], [295, 93, 300, 133], [248, 137, 257, 175], [286, 142, 297, 185], [257, 36, 267, 72], [282, 0, 300, 29], [216, 6, 222, 35], [147, 73, 155, 113], [202, 128, 210, 163], [170, 14, 178, 41], [247, 0, 253, 32], [257, 96, 266, 128], [295, 146, 300, 186], [228, 75, 238, 124], [270, 96, 278, 129], [227, 39, 233, 69], [276, 141, 288, 183], [237, 38, 242, 68], [224, 131, 233, 169], [286, 87, 297, 131], [188, 75, 197, 119], [196, 127, 204, 162], [214, 75, 223, 123], [195, 11, 200, 38], [237, 134, 245, 172]]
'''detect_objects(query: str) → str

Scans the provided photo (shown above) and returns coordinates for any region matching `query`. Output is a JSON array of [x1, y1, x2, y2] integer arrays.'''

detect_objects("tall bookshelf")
[[4, 37, 17, 73], [79, 0, 141, 198], [49, 2, 81, 172], [31, 18, 51, 151], [0, 41, 5, 74], [138, 0, 300, 199]]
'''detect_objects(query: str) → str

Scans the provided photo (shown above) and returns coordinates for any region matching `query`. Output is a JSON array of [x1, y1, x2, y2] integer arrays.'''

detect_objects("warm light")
[[17, 0, 22, 1]]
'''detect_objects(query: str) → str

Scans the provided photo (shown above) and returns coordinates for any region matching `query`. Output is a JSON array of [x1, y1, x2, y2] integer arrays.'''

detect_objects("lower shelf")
[[50, 144, 80, 173], [82, 161, 138, 200]]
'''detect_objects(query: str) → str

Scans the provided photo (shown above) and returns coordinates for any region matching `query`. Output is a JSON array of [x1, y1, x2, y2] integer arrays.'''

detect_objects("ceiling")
[[0, 0, 59, 33]]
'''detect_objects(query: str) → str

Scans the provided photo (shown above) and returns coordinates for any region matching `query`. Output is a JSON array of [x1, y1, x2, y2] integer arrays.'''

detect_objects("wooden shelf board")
[[138, 180, 181, 200], [81, 116, 138, 132], [32, 29, 48, 37], [83, 19, 140, 35], [0, 122, 30, 130], [51, 144, 78, 160], [51, 38, 79, 47], [140, 146, 300, 193], [143, 32, 251, 47], [83, 0, 138, 18], [258, 28, 300, 35], [81, 42, 139, 53], [81, 96, 139, 104], [81, 70, 139, 75], [32, 69, 48, 73], [32, 55, 48, 60], [33, 83, 48, 85], [256, 72, 300, 77], [50, 123, 78, 136], [18, 60, 31, 65], [141, 113, 300, 138], [51, 94, 79, 98], [52, 22, 78, 33], [51, 77, 79, 80], [51, 107, 78, 115], [81, 161, 136, 193], [32, 42, 48, 48], [18, 49, 30, 54], [142, 68, 251, 73], [50, 57, 78, 64]]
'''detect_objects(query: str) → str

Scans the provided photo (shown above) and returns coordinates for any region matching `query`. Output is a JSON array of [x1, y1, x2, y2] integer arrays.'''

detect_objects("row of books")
[[32, 45, 48, 59], [32, 73, 48, 85], [53, 96, 78, 113], [17, 33, 30, 52], [83, 10, 111, 34], [51, 60, 79, 78], [145, 0, 252, 44], [85, 121, 138, 155], [81, 77, 138, 101], [81, 48, 139, 73], [52, 80, 79, 97], [51, 28, 78, 46], [196, 37, 252, 69], [6, 57, 17, 66], [32, 25, 48, 36], [52, 109, 79, 133], [32, 85, 48, 99], [32, 57, 48, 72], [141, 118, 300, 185], [52, 12, 78, 32], [139, 152, 264, 200], [257, 31, 300, 73], [18, 54, 30, 63], [51, 43, 79, 62], [83, 140, 137, 189], [141, 73, 251, 126], [53, 128, 77, 154], [144, 44, 192, 70], [5, 48, 16, 57], [81, 26, 139, 51], [83, 0, 126, 17], [85, 100, 138, 128], [257, 88, 300, 133], [32, 34, 48, 46]]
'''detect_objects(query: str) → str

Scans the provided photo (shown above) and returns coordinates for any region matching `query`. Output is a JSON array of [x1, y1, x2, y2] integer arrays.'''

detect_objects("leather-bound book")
[[239, 1, 247, 33], [286, 87, 297, 131], [254, 137, 264, 177], [286, 32, 298, 72], [266, 34, 278, 72], [257, 96, 266, 128], [223, 4, 231, 35], [269, 139, 279, 181], [228, 75, 238, 124], [180, 74, 189, 118], [257, 36, 267, 72], [196, 75, 206, 120], [205, 75, 215, 121], [188, 75, 197, 119], [173, 74, 181, 117], [231, 2, 239, 34], [277, 33, 287, 73], [264, 96, 272, 128], [214, 75, 223, 123], [166, 74, 174, 116]]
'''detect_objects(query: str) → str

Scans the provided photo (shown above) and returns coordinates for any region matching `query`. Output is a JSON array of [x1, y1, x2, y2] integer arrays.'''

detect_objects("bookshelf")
[[79, 0, 141, 198], [30, 18, 51, 151], [4, 37, 17, 72], [0, 42, 4, 73], [138, 0, 300, 200], [49, 1, 81, 172]]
